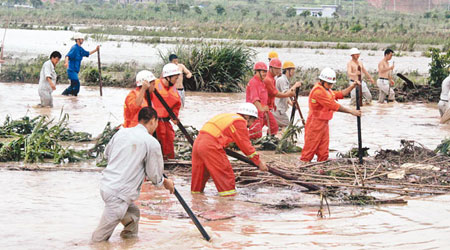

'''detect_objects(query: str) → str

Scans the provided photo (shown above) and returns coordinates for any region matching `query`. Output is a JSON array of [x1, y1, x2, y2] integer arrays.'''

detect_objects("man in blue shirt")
[[62, 33, 99, 96]]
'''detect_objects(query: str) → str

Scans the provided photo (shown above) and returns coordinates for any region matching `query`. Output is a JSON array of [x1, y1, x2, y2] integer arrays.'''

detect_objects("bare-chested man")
[[347, 48, 375, 105], [377, 49, 395, 103], [169, 54, 192, 108]]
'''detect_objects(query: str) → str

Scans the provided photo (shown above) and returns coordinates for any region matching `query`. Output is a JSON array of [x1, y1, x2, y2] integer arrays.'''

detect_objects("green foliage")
[[435, 138, 450, 156], [30, 0, 42, 8], [350, 23, 363, 33], [428, 48, 450, 88], [338, 147, 370, 158], [158, 45, 255, 92], [215, 4, 225, 15], [276, 123, 303, 153], [286, 7, 296, 18], [300, 10, 310, 17], [0, 114, 91, 163], [194, 6, 202, 15]]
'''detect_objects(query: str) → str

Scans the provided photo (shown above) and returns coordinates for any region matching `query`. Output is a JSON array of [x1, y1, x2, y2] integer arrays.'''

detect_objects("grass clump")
[[158, 44, 255, 92]]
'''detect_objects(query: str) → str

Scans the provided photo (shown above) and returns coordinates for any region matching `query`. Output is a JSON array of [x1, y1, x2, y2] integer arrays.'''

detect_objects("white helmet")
[[73, 33, 84, 40], [237, 103, 258, 118], [136, 70, 156, 87], [350, 48, 360, 56], [319, 67, 337, 84], [162, 63, 181, 78]]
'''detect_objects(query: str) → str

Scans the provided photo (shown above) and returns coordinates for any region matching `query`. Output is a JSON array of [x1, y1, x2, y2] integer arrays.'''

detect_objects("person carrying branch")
[[377, 49, 396, 103], [347, 48, 375, 105], [62, 33, 99, 96], [123, 70, 157, 128], [191, 103, 268, 197], [91, 107, 174, 242], [300, 68, 361, 163], [151, 63, 182, 159]]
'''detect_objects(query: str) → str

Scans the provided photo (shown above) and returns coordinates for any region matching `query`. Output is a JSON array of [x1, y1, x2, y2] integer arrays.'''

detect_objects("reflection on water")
[[0, 170, 449, 249]]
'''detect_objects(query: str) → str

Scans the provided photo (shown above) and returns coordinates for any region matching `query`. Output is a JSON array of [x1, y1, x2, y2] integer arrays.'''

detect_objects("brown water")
[[1, 82, 450, 249]]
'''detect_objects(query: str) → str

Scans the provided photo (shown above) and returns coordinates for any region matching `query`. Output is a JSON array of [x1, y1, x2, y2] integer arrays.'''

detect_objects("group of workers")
[[32, 35, 450, 242]]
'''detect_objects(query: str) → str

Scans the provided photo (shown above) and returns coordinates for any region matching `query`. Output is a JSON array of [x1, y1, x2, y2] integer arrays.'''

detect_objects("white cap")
[[162, 63, 181, 78], [350, 48, 360, 56], [73, 33, 84, 40], [237, 103, 258, 118], [136, 70, 156, 86], [319, 67, 337, 84]]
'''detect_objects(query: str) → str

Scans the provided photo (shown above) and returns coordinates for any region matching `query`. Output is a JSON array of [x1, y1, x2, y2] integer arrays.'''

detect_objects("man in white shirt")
[[91, 107, 174, 242], [37, 51, 61, 107]]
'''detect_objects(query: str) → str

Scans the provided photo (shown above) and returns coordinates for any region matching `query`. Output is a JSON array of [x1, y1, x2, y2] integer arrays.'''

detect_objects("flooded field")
[[1, 170, 449, 249], [1, 29, 431, 74], [1, 82, 447, 155], [0, 80, 449, 249]]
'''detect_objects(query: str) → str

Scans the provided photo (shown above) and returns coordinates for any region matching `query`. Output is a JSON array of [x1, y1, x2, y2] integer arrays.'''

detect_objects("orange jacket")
[[263, 71, 279, 110], [151, 79, 181, 119], [308, 82, 344, 121], [200, 113, 261, 165], [123, 87, 149, 128]]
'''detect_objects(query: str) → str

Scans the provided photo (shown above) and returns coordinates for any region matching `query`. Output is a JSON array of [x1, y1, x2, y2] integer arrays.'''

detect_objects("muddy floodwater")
[[1, 29, 431, 74], [1, 82, 450, 249]]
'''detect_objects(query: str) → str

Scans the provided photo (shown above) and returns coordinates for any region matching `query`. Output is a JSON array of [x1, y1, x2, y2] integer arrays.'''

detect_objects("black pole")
[[163, 174, 211, 241], [97, 48, 103, 96], [356, 67, 363, 164], [290, 87, 300, 124]]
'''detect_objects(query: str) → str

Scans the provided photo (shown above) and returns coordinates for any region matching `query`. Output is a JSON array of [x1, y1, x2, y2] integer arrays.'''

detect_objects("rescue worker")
[[91, 107, 174, 242], [151, 63, 182, 159], [300, 68, 361, 163], [62, 33, 99, 96], [191, 103, 268, 197], [268, 51, 279, 62], [273, 61, 302, 129], [123, 70, 157, 128], [169, 54, 192, 108], [264, 59, 302, 134], [37, 51, 61, 108], [438, 74, 450, 120], [347, 48, 375, 105], [246, 62, 270, 139], [377, 49, 396, 103]]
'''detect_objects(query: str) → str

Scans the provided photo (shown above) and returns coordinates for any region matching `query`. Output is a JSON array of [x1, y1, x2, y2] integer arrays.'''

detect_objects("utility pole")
[[429, 0, 431, 11], [394, 0, 396, 12]]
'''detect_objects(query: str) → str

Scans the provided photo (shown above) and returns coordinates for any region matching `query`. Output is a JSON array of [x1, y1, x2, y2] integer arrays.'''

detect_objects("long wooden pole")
[[152, 89, 320, 191], [162, 173, 211, 241], [356, 66, 363, 164], [97, 48, 103, 96]]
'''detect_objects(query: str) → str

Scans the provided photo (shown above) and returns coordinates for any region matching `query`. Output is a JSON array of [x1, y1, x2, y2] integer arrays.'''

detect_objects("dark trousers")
[[62, 79, 80, 96]]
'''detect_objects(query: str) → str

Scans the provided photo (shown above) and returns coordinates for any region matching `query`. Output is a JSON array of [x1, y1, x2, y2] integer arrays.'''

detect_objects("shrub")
[[158, 45, 255, 92], [428, 48, 450, 88], [350, 24, 363, 33], [286, 7, 296, 18]]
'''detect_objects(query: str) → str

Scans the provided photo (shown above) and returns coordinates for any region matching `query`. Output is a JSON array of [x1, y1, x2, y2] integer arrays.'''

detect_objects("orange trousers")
[[191, 133, 237, 196], [248, 111, 278, 139], [300, 118, 330, 162], [156, 120, 175, 159]]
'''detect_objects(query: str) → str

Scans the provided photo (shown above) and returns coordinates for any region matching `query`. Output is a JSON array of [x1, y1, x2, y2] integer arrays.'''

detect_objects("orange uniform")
[[151, 79, 181, 159], [123, 87, 149, 128], [300, 82, 344, 162], [246, 75, 278, 139], [191, 113, 261, 196]]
